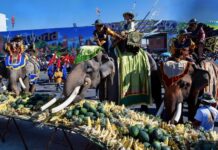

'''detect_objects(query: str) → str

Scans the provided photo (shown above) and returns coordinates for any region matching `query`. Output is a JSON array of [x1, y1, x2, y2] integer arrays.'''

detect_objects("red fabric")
[[48, 53, 57, 66], [61, 54, 74, 65], [56, 59, 61, 68]]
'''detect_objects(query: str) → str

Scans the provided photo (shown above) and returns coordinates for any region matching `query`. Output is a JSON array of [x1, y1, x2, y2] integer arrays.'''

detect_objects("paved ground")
[[0, 72, 217, 150]]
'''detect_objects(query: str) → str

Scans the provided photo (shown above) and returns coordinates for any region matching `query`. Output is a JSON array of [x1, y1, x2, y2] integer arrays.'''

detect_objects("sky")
[[0, 0, 218, 31]]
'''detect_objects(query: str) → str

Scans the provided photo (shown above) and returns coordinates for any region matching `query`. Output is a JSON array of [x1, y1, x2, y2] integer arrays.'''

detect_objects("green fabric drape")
[[75, 46, 103, 64], [117, 48, 152, 106]]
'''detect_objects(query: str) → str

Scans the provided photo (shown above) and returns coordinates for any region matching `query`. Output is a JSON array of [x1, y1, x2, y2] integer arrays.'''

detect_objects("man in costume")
[[122, 12, 136, 33], [170, 29, 195, 62], [187, 18, 206, 59], [93, 19, 122, 53]]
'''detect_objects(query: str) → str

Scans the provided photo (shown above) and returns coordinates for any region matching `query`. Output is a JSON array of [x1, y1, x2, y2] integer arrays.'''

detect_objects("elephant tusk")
[[156, 101, 164, 116], [19, 78, 26, 89], [40, 93, 62, 111], [51, 86, 80, 113], [173, 103, 182, 123]]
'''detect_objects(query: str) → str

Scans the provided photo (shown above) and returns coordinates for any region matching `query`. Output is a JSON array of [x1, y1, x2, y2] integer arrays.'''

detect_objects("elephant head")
[[161, 62, 210, 123], [43, 51, 115, 113]]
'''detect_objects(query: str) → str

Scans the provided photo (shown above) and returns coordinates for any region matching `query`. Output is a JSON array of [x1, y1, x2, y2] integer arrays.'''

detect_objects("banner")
[[0, 26, 95, 56]]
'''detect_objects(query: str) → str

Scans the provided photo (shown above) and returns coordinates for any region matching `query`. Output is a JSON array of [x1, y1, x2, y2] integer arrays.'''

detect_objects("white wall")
[[0, 13, 7, 32]]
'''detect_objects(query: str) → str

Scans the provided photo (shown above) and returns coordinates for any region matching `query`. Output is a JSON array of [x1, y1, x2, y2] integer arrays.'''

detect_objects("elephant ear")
[[100, 57, 115, 85]]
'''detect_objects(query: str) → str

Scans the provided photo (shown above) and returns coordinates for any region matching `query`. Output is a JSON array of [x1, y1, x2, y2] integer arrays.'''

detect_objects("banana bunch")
[[175, 124, 185, 134], [37, 112, 49, 122], [0, 103, 7, 112], [118, 136, 144, 150], [17, 107, 31, 115], [49, 110, 66, 125], [208, 131, 218, 141], [168, 139, 180, 150], [160, 122, 174, 133]]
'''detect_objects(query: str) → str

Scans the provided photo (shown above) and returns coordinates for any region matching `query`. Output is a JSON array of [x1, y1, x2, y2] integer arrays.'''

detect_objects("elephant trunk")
[[64, 63, 86, 98], [164, 84, 183, 123]]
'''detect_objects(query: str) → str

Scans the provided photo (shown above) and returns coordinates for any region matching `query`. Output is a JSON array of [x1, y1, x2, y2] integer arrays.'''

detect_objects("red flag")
[[48, 53, 57, 66], [11, 16, 15, 28]]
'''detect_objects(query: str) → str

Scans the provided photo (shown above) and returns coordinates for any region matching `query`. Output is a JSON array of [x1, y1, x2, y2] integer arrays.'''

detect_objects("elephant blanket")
[[5, 54, 28, 70], [160, 60, 191, 87], [117, 48, 152, 106]]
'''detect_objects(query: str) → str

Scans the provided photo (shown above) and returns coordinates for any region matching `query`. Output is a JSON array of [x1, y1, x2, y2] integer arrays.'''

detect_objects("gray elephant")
[[2, 36, 40, 96], [41, 46, 115, 113], [158, 60, 216, 123], [1, 55, 39, 96]]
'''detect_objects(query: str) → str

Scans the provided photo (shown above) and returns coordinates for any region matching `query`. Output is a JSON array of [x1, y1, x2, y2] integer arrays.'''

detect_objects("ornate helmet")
[[5, 35, 25, 54]]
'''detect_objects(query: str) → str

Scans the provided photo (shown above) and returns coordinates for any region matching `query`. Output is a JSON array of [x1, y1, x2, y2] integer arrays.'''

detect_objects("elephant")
[[0, 54, 39, 96], [41, 46, 116, 113], [159, 60, 217, 123]]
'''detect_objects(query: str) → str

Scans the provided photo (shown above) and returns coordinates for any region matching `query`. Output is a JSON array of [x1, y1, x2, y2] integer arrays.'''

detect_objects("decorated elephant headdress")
[[5, 35, 25, 55], [75, 45, 104, 64]]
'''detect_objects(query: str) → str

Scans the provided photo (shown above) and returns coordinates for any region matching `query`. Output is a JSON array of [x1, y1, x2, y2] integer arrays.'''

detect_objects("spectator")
[[54, 67, 63, 91], [47, 64, 54, 83], [193, 93, 218, 131]]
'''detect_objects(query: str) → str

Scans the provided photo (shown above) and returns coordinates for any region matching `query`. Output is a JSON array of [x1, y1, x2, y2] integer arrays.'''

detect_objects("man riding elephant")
[[93, 19, 123, 54], [187, 18, 206, 59], [170, 29, 195, 62], [104, 12, 161, 109]]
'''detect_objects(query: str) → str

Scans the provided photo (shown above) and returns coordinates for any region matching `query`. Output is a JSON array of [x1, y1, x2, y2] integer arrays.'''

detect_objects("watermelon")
[[66, 110, 73, 119], [161, 146, 171, 150], [152, 141, 161, 150], [139, 130, 150, 142], [129, 126, 140, 137]]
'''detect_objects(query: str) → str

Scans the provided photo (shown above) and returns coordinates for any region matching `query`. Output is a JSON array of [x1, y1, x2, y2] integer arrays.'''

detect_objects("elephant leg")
[[107, 53, 119, 104], [10, 83, 20, 96], [151, 70, 162, 110], [187, 89, 200, 121], [99, 78, 107, 101], [30, 84, 36, 93]]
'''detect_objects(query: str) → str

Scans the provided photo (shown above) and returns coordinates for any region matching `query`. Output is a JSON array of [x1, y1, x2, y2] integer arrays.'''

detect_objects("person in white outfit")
[[193, 93, 218, 131], [122, 12, 135, 34]]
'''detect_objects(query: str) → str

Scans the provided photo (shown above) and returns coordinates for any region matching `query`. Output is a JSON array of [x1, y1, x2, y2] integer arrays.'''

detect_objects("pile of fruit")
[[0, 93, 52, 118], [39, 100, 218, 150], [1, 92, 218, 150]]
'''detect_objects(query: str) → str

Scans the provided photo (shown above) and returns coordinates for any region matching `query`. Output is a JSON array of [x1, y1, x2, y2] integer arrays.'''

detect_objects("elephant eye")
[[86, 64, 93, 73], [93, 57, 98, 62]]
